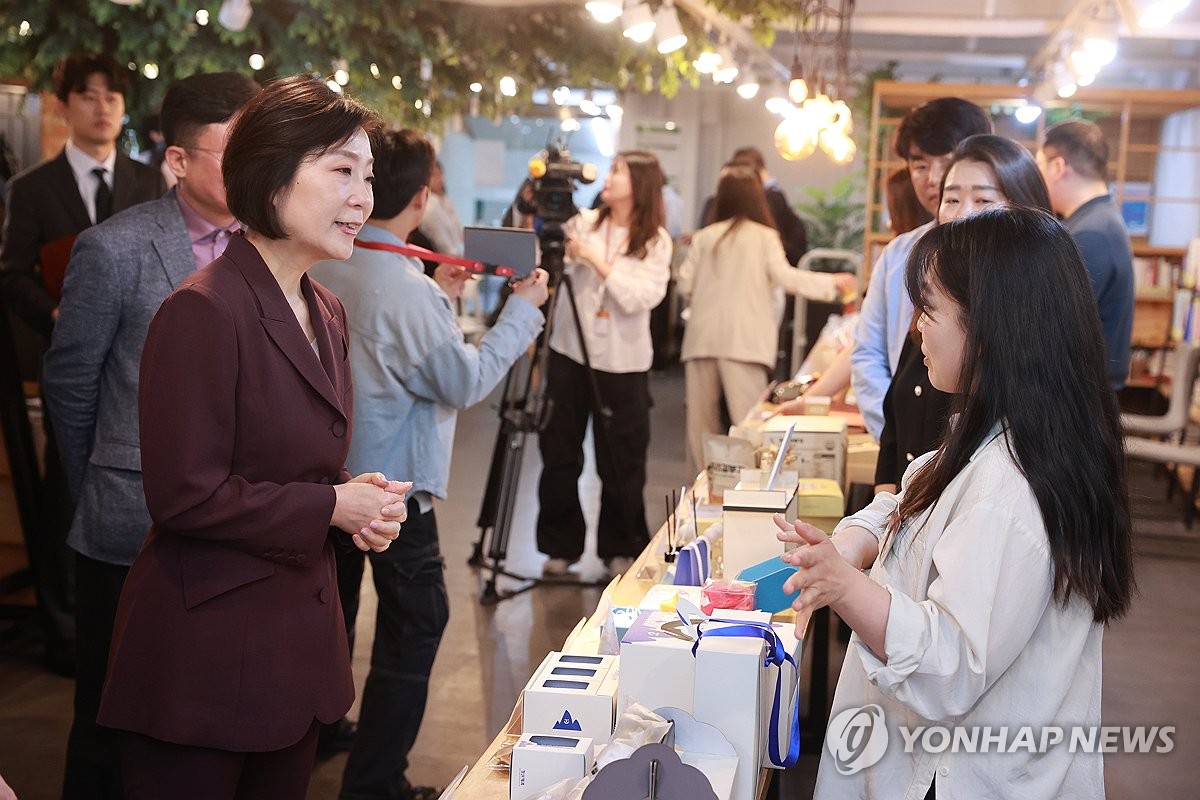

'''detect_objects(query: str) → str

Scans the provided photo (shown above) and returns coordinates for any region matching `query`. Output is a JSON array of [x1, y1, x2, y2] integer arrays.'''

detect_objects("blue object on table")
[[735, 555, 800, 614]]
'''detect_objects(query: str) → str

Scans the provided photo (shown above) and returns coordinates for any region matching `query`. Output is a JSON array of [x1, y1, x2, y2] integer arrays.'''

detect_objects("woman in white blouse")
[[777, 206, 1134, 799], [678, 164, 857, 472], [536, 151, 672, 578]]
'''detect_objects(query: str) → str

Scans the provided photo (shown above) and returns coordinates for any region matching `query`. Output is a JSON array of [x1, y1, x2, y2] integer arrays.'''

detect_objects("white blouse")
[[816, 426, 1105, 800], [547, 208, 672, 374]]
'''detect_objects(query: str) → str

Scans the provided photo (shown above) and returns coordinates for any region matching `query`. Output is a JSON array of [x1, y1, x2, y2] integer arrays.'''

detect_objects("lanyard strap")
[[354, 239, 518, 278]]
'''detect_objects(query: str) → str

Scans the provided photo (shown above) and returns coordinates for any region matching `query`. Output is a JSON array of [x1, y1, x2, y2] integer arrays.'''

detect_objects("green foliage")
[[793, 174, 865, 270], [0, 0, 751, 129]]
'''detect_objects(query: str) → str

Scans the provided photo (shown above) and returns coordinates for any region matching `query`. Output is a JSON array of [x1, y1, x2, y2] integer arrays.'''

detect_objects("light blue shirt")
[[850, 221, 935, 440], [309, 224, 544, 498]]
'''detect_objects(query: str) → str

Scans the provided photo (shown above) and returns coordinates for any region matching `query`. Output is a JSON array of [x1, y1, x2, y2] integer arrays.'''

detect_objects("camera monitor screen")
[[463, 226, 537, 279]]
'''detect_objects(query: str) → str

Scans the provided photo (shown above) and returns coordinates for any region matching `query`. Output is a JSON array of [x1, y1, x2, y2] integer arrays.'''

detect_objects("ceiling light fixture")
[[654, 1, 687, 54], [622, 1, 656, 43], [585, 0, 623, 24], [712, 43, 739, 83]]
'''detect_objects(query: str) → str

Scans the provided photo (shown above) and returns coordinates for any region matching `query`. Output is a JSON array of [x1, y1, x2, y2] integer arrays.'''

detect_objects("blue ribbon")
[[690, 619, 802, 768]]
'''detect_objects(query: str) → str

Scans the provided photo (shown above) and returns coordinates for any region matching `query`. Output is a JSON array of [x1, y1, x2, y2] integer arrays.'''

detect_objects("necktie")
[[92, 167, 112, 224]]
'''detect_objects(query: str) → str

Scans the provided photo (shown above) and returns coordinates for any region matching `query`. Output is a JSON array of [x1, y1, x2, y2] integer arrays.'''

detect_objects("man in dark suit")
[[0, 54, 163, 674], [43, 71, 259, 800]]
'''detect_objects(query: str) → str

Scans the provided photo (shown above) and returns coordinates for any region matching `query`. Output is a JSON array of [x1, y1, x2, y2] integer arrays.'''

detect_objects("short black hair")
[[368, 128, 434, 221], [53, 53, 128, 102], [894, 97, 993, 160], [223, 75, 381, 240], [1042, 118, 1108, 181], [731, 146, 766, 172], [161, 72, 260, 148]]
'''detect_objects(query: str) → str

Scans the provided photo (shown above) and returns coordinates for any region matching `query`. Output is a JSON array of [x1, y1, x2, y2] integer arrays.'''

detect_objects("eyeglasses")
[[185, 145, 224, 159]]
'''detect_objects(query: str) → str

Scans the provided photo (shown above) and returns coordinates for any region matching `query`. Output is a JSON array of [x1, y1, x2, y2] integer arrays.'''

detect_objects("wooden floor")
[[1, 367, 1197, 799]]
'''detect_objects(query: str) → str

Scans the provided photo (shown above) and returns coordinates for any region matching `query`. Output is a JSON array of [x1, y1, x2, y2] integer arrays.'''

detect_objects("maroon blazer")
[[98, 233, 355, 752]]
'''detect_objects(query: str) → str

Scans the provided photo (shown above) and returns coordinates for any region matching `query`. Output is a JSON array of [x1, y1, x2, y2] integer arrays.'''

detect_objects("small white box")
[[509, 733, 594, 800], [523, 670, 617, 744], [722, 486, 796, 579]]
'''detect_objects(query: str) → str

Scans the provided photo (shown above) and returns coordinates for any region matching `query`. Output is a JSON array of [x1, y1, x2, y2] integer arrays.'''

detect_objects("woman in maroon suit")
[[98, 76, 407, 799]]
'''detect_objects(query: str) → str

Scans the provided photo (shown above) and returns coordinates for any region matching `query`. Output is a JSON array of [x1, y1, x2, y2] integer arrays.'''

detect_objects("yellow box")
[[795, 478, 844, 534]]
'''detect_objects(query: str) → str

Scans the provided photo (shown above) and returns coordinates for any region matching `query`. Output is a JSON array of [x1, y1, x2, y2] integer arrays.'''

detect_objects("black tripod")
[[469, 222, 618, 604]]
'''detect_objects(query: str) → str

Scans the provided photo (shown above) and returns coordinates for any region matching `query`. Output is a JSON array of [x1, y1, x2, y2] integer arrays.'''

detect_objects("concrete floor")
[[1, 366, 1198, 799]]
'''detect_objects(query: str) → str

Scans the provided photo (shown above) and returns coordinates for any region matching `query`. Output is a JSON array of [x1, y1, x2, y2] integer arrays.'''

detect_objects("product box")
[[618, 610, 701, 714], [693, 623, 772, 800], [721, 484, 796, 580], [509, 733, 594, 800], [794, 478, 844, 535], [759, 414, 847, 488], [734, 556, 799, 614], [523, 667, 617, 744]]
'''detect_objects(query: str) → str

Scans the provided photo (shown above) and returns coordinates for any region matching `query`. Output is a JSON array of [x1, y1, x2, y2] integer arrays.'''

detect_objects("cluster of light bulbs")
[[771, 82, 855, 164]]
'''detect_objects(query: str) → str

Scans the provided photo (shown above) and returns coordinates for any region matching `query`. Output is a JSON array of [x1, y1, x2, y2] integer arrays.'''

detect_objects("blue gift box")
[[735, 556, 799, 614]]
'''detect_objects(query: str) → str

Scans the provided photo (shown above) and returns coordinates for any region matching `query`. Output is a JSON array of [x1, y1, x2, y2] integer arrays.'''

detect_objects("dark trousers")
[[118, 720, 319, 800], [536, 350, 651, 562], [62, 554, 128, 800], [334, 500, 449, 800]]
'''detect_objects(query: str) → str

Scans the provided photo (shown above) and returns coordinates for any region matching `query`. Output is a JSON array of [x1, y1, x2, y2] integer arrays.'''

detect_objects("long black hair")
[[899, 206, 1134, 624], [944, 134, 1051, 213]]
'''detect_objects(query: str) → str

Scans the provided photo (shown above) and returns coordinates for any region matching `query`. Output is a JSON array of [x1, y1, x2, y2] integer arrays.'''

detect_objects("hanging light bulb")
[[775, 109, 819, 161], [828, 99, 853, 134], [711, 44, 739, 84], [788, 57, 808, 104], [654, 2, 687, 54], [819, 127, 856, 163], [765, 93, 792, 115], [194, 9, 209, 25], [217, 0, 251, 32], [585, 0, 623, 24], [622, 1, 656, 43], [803, 92, 835, 130], [499, 76, 518, 97], [1014, 101, 1043, 124], [693, 49, 721, 74], [736, 77, 760, 99], [248, 53, 265, 71]]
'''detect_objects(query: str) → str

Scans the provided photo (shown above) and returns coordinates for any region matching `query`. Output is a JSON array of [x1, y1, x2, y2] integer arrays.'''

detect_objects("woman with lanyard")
[[776, 205, 1134, 798], [537, 151, 672, 579]]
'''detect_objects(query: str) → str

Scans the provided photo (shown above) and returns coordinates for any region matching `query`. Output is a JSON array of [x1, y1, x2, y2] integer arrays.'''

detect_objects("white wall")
[[436, 81, 863, 234]]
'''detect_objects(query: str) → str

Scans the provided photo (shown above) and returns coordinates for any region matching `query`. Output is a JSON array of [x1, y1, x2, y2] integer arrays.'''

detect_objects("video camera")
[[522, 142, 597, 275]]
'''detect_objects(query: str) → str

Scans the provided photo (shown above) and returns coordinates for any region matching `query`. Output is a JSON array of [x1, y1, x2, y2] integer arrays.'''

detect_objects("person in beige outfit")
[[679, 165, 856, 472]]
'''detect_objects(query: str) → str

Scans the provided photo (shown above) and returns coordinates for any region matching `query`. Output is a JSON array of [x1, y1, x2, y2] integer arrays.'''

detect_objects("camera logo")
[[827, 704, 889, 775]]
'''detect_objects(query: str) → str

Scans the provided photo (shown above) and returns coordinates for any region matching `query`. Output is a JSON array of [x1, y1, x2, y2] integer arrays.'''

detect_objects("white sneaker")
[[604, 556, 635, 579], [542, 557, 575, 576]]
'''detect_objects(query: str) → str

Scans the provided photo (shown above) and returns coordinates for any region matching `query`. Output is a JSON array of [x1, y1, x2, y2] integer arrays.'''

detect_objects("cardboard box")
[[795, 478, 844, 535], [760, 414, 847, 488], [509, 733, 594, 800]]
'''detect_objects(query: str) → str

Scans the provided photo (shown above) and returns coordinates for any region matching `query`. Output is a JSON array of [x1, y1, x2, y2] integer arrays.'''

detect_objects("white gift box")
[[523, 668, 617, 744], [618, 610, 700, 714], [509, 733, 594, 800]]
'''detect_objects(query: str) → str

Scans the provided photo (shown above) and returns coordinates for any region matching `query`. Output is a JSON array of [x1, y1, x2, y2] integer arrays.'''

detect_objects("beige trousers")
[[684, 357, 770, 474]]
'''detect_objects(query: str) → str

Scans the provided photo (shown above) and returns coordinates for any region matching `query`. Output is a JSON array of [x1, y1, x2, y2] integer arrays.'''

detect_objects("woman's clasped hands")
[[332, 473, 413, 553]]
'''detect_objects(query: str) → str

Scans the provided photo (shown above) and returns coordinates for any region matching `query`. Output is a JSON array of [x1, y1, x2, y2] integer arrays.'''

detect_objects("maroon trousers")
[[117, 720, 320, 800]]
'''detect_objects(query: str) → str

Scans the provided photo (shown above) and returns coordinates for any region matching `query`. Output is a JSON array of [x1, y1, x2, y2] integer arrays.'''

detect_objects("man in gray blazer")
[[42, 71, 259, 800]]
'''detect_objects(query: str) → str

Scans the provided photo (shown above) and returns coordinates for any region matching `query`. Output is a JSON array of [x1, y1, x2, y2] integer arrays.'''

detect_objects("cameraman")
[[537, 151, 672, 578]]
